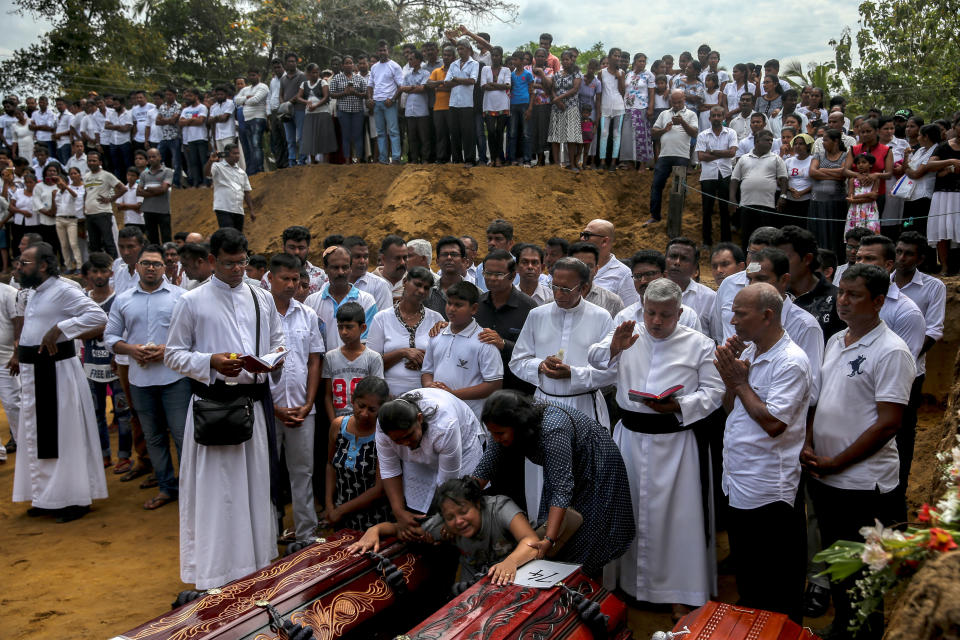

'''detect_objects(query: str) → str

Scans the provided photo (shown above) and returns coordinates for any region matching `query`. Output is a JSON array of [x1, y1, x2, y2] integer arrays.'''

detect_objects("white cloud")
[[0, 0, 51, 58]]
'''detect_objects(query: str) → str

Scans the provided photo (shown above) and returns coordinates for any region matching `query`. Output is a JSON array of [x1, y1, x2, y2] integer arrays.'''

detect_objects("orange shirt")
[[430, 67, 451, 110]]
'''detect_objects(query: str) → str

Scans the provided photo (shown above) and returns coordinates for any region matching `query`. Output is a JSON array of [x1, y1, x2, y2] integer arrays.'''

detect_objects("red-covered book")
[[628, 385, 683, 402]]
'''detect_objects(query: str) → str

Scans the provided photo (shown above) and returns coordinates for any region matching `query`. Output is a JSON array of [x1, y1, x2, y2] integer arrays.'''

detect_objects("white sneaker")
[[0, 443, 6, 463]]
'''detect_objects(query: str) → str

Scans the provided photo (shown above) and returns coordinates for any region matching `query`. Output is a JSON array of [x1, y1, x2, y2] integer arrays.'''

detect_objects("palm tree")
[[780, 60, 843, 95]]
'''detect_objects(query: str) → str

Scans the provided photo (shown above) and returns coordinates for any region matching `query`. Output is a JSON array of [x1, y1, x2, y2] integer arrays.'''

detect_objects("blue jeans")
[[128, 378, 190, 498], [89, 379, 131, 459], [56, 143, 71, 165], [509, 103, 532, 162], [649, 155, 690, 220], [373, 101, 401, 163], [283, 110, 306, 165], [157, 138, 183, 187], [338, 111, 364, 160], [242, 117, 266, 175]]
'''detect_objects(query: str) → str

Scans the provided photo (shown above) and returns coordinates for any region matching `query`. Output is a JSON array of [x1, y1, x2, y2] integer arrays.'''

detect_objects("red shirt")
[[852, 142, 891, 195]]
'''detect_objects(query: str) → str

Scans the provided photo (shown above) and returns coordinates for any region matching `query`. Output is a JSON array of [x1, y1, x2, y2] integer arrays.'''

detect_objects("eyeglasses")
[[483, 270, 510, 280], [579, 231, 606, 240], [217, 257, 250, 269], [632, 270, 662, 280], [845, 243, 860, 251], [438, 251, 462, 259], [138, 260, 164, 269], [550, 283, 581, 294]]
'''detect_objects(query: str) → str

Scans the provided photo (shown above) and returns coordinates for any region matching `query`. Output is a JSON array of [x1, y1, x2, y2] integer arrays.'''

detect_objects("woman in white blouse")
[[365, 266, 444, 397], [55, 166, 85, 273]]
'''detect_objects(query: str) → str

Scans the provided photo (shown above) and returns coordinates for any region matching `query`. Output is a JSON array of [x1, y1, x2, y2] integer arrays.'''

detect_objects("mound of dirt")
[[170, 164, 707, 259], [885, 550, 960, 640]]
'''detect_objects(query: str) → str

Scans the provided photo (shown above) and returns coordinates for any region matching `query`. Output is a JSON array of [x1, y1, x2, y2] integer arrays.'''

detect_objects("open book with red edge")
[[628, 385, 683, 401], [240, 350, 286, 374]]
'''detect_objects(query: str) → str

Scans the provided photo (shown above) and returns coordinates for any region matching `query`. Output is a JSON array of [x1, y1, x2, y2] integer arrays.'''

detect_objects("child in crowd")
[[117, 167, 144, 233], [579, 104, 594, 171], [421, 281, 503, 419], [652, 74, 670, 161], [81, 254, 133, 472], [322, 301, 384, 422], [846, 153, 881, 233], [322, 375, 391, 530], [245, 254, 267, 281]]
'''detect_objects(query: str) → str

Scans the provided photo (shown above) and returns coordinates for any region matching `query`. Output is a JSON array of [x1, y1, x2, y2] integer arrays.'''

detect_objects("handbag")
[[890, 173, 917, 199], [192, 285, 261, 446]]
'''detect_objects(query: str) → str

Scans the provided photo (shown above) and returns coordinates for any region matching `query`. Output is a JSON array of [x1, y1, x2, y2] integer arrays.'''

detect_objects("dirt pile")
[[885, 550, 960, 640], [170, 164, 706, 258]]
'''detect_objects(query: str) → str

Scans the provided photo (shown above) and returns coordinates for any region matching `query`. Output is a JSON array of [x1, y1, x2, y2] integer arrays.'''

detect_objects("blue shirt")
[[104, 280, 186, 387], [403, 68, 431, 117], [445, 58, 480, 108], [510, 69, 534, 105], [313, 284, 378, 347]]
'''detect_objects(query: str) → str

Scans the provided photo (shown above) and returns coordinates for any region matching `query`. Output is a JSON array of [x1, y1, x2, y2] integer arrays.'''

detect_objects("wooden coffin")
[[672, 601, 820, 640], [110, 529, 439, 640], [399, 567, 632, 639]]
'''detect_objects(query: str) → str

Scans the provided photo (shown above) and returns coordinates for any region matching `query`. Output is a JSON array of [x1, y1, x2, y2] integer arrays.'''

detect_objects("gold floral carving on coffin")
[[251, 553, 417, 640], [125, 534, 360, 640]]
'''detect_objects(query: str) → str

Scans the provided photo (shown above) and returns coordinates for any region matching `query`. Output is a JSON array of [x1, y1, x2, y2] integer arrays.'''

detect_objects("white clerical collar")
[[211, 275, 244, 291], [556, 298, 583, 314]]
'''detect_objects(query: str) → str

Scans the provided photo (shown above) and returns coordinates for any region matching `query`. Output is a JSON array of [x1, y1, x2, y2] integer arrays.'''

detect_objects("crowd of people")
[[0, 28, 957, 640]]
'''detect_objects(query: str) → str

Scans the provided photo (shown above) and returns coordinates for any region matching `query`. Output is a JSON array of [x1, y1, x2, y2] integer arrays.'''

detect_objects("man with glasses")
[[205, 143, 255, 232], [713, 226, 781, 343], [579, 218, 639, 306], [628, 249, 704, 331], [165, 227, 286, 591], [510, 257, 616, 425], [105, 244, 188, 512]]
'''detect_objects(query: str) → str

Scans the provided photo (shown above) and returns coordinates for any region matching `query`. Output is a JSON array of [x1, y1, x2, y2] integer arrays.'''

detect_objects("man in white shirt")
[[588, 277, 723, 617], [713, 226, 780, 343], [731, 130, 787, 246], [178, 88, 209, 187], [697, 106, 738, 247], [735, 113, 782, 159], [204, 145, 254, 232], [372, 234, 408, 302], [104, 97, 134, 180], [129, 90, 155, 152], [727, 92, 757, 141], [259, 225, 327, 295], [367, 40, 404, 164], [343, 236, 392, 311], [569, 242, 624, 319], [53, 97, 74, 164], [579, 218, 639, 306], [648, 90, 699, 224], [803, 263, 914, 637], [209, 86, 245, 172], [665, 238, 717, 340], [304, 247, 378, 350], [267, 252, 324, 543], [716, 282, 810, 623], [65, 140, 88, 176], [514, 243, 553, 305], [29, 96, 57, 158], [165, 227, 286, 590], [236, 68, 270, 175]]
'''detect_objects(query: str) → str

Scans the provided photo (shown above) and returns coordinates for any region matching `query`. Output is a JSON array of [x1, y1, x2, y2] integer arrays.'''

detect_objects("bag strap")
[[248, 284, 261, 382]]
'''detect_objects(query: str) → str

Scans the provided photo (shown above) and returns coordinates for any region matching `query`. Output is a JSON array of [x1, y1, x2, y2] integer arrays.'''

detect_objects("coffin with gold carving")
[[398, 567, 632, 639], [672, 601, 820, 640], [109, 529, 441, 640]]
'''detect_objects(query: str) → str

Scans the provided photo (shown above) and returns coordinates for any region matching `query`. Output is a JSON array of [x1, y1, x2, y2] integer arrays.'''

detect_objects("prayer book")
[[628, 385, 683, 402]]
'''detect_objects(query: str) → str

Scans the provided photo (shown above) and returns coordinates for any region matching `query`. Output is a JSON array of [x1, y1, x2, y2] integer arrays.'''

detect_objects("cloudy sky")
[[2, 0, 860, 72]]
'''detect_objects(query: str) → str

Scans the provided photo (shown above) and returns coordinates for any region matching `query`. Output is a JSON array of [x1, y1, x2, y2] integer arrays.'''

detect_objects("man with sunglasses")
[[579, 218, 638, 306], [105, 243, 188, 511]]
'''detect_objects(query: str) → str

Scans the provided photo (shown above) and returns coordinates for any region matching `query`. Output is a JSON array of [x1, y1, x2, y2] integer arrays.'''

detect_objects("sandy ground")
[[0, 401, 945, 639]]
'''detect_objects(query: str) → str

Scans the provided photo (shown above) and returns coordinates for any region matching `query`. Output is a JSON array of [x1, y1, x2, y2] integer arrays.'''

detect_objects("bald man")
[[716, 282, 810, 622], [648, 89, 699, 225], [579, 218, 639, 306], [184, 232, 204, 244]]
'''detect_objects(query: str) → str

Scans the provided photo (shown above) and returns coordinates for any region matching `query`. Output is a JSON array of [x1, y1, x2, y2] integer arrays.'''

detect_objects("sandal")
[[143, 494, 175, 510], [113, 458, 132, 474], [277, 528, 298, 545], [140, 475, 159, 489], [119, 465, 151, 482]]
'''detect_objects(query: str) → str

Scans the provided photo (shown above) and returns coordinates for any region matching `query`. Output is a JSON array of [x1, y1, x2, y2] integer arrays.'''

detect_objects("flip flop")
[[113, 458, 132, 474], [119, 465, 151, 482], [139, 475, 159, 489], [143, 494, 175, 510]]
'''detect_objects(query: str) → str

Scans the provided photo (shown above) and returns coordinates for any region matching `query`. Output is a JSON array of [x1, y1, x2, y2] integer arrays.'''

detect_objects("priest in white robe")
[[12, 243, 108, 522], [588, 278, 724, 617], [509, 258, 616, 426], [165, 228, 285, 590]]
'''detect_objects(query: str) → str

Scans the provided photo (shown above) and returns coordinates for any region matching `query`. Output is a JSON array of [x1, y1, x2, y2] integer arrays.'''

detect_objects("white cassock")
[[588, 321, 724, 606], [13, 277, 108, 509], [510, 298, 616, 518], [165, 276, 285, 589]]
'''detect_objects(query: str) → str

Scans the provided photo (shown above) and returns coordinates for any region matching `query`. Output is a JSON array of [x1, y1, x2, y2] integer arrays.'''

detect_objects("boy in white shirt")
[[421, 281, 503, 418], [116, 167, 145, 232], [322, 301, 384, 422]]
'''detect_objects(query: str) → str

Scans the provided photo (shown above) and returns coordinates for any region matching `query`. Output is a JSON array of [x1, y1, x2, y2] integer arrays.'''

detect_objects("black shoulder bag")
[[192, 285, 261, 446]]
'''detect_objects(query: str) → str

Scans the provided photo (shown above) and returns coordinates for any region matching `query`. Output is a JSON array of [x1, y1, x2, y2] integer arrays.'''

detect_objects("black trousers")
[[269, 114, 288, 169], [143, 211, 172, 244], [896, 374, 924, 496], [809, 479, 905, 639], [449, 107, 476, 164], [215, 210, 245, 232], [406, 116, 431, 164], [727, 499, 806, 623], [700, 176, 731, 245], [432, 110, 452, 163], [485, 113, 509, 163], [36, 223, 61, 259], [86, 212, 117, 258], [739, 204, 777, 251]]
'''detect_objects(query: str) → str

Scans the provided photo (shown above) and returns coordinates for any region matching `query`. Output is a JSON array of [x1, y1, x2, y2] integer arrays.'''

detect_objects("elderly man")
[[588, 278, 724, 620], [648, 89, 699, 225], [579, 218, 638, 306], [12, 243, 109, 522], [569, 242, 624, 318], [716, 282, 811, 622]]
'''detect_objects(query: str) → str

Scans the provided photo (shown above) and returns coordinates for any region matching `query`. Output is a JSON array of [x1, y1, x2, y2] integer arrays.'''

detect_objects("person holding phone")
[[648, 89, 699, 225]]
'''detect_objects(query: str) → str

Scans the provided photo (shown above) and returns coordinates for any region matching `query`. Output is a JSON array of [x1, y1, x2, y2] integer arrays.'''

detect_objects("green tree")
[[780, 60, 843, 96], [830, 0, 960, 118]]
